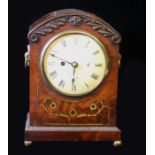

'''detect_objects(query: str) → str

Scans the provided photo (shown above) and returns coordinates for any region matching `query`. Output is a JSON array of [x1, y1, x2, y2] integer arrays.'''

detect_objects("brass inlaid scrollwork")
[[76, 101, 104, 118], [50, 102, 56, 109], [90, 103, 97, 111], [40, 98, 105, 118], [69, 109, 77, 116]]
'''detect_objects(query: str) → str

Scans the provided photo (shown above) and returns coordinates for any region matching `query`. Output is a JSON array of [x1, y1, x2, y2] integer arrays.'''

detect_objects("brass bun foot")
[[24, 141, 32, 147], [113, 140, 122, 147]]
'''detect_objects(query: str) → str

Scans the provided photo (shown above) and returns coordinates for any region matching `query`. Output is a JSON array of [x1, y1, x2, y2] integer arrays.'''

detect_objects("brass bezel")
[[40, 30, 110, 97]]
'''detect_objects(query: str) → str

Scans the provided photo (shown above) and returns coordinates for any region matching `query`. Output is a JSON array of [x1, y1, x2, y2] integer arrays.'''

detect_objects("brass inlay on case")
[[76, 101, 104, 118], [90, 103, 97, 111], [40, 98, 105, 119], [69, 109, 77, 116], [50, 102, 56, 109]]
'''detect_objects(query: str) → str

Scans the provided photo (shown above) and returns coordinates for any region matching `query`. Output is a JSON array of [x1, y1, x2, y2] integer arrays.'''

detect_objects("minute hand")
[[50, 54, 72, 65], [72, 67, 76, 91]]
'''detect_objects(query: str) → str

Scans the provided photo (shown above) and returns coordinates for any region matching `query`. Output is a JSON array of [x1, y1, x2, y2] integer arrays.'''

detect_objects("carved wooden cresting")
[[25, 9, 122, 146], [28, 14, 121, 44]]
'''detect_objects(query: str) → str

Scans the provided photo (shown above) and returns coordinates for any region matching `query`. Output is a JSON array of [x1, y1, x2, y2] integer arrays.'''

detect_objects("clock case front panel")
[[25, 9, 121, 141]]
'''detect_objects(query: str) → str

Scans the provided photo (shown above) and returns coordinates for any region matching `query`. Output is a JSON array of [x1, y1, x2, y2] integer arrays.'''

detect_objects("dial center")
[[72, 61, 78, 68]]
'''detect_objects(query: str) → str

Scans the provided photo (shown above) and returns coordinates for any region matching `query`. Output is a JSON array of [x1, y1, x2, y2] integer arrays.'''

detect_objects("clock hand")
[[50, 53, 72, 65], [72, 68, 76, 91], [51, 53, 78, 90], [71, 62, 78, 91], [71, 61, 78, 68]]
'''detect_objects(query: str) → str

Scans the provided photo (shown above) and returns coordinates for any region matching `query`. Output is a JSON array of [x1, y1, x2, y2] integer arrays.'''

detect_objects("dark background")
[[9, 0, 146, 154]]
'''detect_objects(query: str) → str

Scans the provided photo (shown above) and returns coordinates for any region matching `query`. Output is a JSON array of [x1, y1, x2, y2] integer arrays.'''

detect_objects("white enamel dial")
[[41, 31, 109, 96]]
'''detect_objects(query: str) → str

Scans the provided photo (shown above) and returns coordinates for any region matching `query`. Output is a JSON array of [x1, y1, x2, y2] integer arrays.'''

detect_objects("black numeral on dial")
[[50, 71, 57, 79], [72, 85, 76, 91], [93, 50, 99, 55], [73, 37, 79, 45], [61, 40, 67, 47], [85, 40, 90, 48], [58, 80, 65, 88], [91, 73, 99, 80], [95, 63, 103, 67], [85, 82, 89, 88]]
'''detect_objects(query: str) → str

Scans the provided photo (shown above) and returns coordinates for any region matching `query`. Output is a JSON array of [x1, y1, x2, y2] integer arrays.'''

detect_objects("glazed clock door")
[[41, 30, 109, 96]]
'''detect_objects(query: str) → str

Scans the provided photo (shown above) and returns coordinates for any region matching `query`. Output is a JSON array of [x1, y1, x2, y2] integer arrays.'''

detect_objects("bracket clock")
[[24, 9, 122, 146]]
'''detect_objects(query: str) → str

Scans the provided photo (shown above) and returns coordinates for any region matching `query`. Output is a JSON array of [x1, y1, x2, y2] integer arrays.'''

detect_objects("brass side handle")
[[118, 54, 122, 68], [24, 45, 30, 68]]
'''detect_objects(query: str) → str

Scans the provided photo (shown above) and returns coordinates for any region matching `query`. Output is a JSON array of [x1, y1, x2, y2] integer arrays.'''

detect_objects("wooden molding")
[[28, 9, 121, 44]]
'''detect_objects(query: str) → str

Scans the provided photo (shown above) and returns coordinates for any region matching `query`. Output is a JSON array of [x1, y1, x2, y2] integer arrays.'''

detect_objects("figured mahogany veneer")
[[25, 9, 122, 142], [25, 114, 121, 141]]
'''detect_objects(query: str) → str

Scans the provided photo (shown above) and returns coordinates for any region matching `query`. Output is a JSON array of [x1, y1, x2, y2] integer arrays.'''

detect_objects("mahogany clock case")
[[9, 0, 146, 155]]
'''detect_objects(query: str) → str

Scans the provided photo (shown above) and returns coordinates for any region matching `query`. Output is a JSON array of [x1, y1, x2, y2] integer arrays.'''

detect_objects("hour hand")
[[50, 53, 72, 65], [50, 53, 56, 57]]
